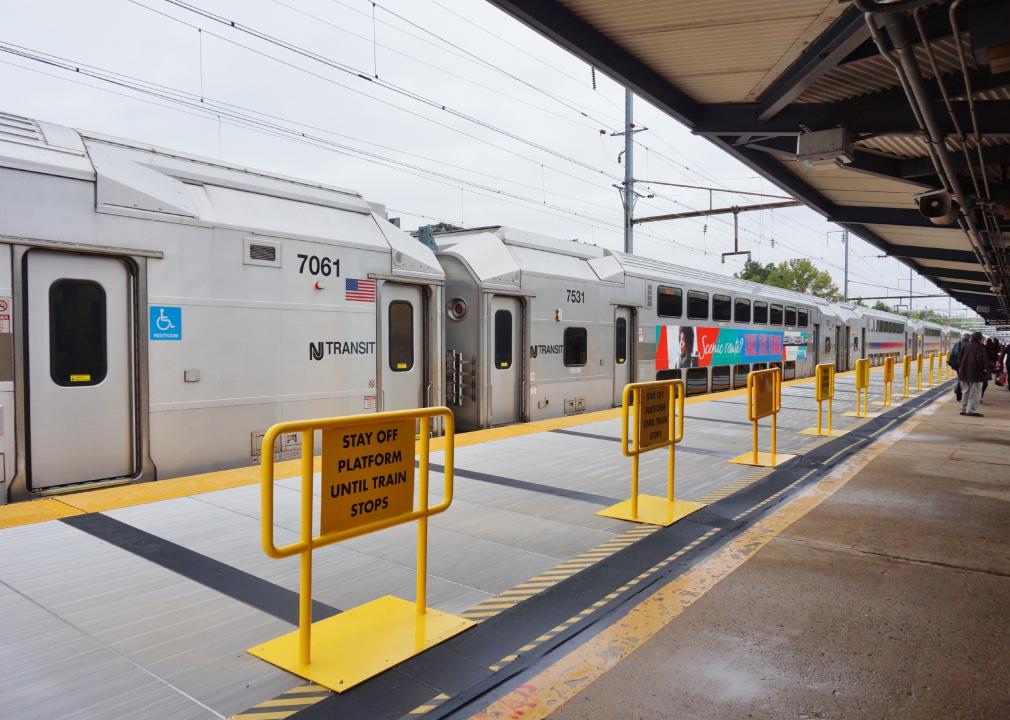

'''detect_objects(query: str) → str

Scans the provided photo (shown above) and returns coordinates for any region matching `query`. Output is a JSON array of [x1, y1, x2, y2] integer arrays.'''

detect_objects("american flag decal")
[[345, 278, 376, 302]]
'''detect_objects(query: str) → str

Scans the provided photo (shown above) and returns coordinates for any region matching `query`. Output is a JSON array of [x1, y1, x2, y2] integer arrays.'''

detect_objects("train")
[[0, 112, 957, 502]]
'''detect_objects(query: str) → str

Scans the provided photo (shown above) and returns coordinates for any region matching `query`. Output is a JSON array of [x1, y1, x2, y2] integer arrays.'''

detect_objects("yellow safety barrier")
[[843, 358, 880, 419], [597, 380, 705, 526], [248, 407, 474, 692], [874, 356, 899, 407], [901, 355, 913, 398], [916, 352, 924, 391], [729, 367, 795, 468], [800, 363, 845, 436], [927, 352, 937, 386]]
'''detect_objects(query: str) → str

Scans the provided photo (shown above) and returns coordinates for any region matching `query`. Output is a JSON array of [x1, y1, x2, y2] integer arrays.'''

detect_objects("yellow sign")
[[883, 356, 895, 383], [855, 358, 870, 390], [752, 370, 777, 420], [815, 364, 833, 402], [637, 384, 671, 451], [321, 417, 415, 535], [69, 374, 91, 383]]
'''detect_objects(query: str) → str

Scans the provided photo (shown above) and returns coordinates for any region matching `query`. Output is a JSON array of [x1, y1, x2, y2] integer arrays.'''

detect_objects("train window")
[[770, 304, 783, 325], [615, 317, 627, 365], [735, 298, 751, 323], [798, 309, 809, 327], [853, 336, 859, 350], [656, 369, 681, 381], [494, 309, 512, 369], [733, 364, 750, 389], [784, 360, 796, 380], [713, 294, 731, 322], [754, 301, 768, 324], [687, 290, 709, 320], [785, 306, 796, 326], [825, 336, 831, 353], [49, 279, 107, 387], [711, 365, 730, 392], [752, 363, 768, 371], [388, 301, 414, 372], [564, 327, 587, 367], [685, 368, 708, 396], [657, 286, 682, 317]]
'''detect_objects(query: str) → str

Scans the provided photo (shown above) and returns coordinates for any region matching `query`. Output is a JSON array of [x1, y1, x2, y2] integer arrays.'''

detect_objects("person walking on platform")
[[958, 332, 987, 416], [948, 332, 970, 402]]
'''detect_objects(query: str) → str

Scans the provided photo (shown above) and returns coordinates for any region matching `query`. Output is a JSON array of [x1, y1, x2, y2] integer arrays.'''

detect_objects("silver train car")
[[0, 112, 959, 500], [0, 113, 444, 501]]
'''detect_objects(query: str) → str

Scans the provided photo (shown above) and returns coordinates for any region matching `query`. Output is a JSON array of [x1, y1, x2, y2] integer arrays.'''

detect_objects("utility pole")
[[610, 89, 647, 255], [623, 89, 634, 254], [842, 229, 849, 302], [909, 267, 913, 312]]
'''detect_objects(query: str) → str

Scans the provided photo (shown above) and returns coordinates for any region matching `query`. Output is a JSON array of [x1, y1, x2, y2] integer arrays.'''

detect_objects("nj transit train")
[[0, 113, 955, 501]]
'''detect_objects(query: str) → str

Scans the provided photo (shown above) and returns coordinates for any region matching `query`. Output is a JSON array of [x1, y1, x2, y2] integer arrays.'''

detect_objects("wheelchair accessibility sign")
[[149, 306, 182, 341]]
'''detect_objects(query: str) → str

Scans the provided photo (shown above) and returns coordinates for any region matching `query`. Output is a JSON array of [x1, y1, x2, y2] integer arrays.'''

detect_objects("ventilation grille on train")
[[243, 238, 282, 267], [249, 244, 277, 262], [0, 112, 46, 147]]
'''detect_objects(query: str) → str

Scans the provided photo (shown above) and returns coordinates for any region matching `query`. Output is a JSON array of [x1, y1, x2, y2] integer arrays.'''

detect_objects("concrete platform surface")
[[543, 384, 1010, 720]]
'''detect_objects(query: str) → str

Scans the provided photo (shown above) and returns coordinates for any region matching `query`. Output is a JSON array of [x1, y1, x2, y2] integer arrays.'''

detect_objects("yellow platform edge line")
[[0, 364, 901, 526], [469, 394, 945, 720]]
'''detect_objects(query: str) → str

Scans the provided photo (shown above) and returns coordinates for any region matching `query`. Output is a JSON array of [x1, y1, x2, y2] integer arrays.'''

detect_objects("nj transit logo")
[[149, 306, 182, 341]]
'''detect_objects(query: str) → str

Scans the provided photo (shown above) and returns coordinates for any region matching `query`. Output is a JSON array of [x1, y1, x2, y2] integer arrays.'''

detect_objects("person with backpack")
[[948, 332, 970, 402], [958, 332, 988, 416]]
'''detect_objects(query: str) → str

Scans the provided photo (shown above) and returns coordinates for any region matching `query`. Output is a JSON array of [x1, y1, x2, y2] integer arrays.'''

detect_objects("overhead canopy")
[[486, 0, 1010, 322]]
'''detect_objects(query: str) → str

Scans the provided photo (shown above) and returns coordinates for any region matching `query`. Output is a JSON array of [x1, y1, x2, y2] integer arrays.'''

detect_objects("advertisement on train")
[[655, 326, 809, 370]]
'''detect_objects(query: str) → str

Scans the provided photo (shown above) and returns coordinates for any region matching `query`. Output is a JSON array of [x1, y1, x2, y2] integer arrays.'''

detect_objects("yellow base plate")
[[596, 495, 705, 526], [727, 450, 797, 468], [798, 426, 847, 437], [248, 595, 474, 692], [841, 410, 883, 418]]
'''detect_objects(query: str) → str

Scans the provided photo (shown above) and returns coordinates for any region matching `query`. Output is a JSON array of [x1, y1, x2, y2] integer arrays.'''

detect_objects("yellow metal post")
[[599, 380, 701, 526], [250, 407, 472, 693], [299, 430, 314, 666], [916, 353, 924, 390], [902, 356, 911, 397], [730, 367, 794, 466], [417, 416, 429, 616], [816, 401, 823, 434], [666, 385, 677, 503], [827, 395, 833, 433], [631, 387, 640, 520]]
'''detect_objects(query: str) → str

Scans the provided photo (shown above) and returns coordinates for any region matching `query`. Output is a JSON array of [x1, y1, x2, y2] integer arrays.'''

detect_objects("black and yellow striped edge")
[[457, 524, 660, 622], [229, 683, 330, 719]]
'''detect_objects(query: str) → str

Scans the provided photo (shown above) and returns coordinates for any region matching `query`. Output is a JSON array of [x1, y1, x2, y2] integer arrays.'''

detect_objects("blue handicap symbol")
[[149, 306, 182, 341]]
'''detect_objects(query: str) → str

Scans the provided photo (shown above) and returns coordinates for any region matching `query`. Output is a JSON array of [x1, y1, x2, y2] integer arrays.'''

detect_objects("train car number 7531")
[[566, 289, 585, 303], [297, 254, 341, 276]]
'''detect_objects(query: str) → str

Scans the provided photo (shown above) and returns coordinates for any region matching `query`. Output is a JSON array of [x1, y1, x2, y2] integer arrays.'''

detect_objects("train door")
[[25, 251, 135, 489], [834, 326, 844, 371], [488, 295, 521, 426], [613, 307, 632, 406], [813, 323, 821, 364], [861, 328, 867, 361], [380, 282, 425, 411]]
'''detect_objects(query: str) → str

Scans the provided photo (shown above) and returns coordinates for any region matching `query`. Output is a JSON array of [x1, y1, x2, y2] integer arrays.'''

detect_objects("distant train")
[[0, 112, 957, 501]]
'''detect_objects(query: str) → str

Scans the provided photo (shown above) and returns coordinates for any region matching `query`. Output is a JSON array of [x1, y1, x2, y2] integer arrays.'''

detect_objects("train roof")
[[0, 111, 442, 278], [433, 226, 605, 287]]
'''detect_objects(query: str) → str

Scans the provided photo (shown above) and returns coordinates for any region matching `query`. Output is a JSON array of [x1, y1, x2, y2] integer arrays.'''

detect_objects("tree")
[[737, 258, 843, 301], [734, 260, 774, 285], [872, 301, 893, 312]]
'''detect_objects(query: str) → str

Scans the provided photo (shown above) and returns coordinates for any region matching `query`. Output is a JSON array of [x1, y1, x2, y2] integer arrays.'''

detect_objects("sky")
[[0, 0, 974, 319]]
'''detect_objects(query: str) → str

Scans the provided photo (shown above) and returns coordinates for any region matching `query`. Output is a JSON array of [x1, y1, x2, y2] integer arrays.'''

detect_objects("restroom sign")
[[320, 417, 415, 534], [149, 306, 182, 341]]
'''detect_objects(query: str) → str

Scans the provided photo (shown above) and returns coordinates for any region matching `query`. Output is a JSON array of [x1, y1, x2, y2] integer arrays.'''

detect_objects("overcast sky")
[[1, 0, 973, 317]]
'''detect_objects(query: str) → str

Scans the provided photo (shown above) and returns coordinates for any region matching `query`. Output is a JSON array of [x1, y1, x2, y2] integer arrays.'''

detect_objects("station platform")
[[470, 381, 1010, 720], [0, 367, 972, 720]]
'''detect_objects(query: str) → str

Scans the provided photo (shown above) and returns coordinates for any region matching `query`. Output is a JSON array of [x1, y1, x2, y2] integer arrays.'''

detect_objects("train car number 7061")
[[297, 254, 341, 276]]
